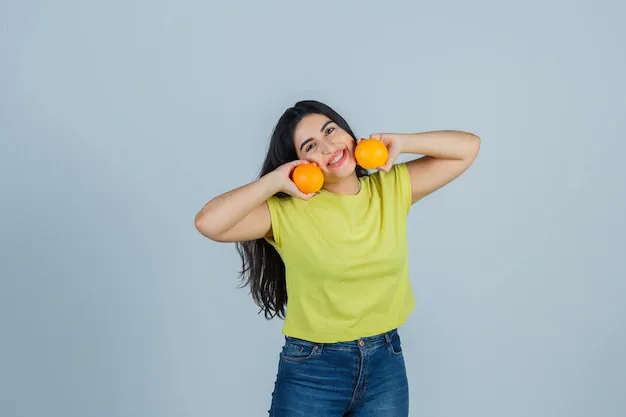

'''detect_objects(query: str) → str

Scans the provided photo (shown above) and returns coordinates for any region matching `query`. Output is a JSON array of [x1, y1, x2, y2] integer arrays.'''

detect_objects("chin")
[[342, 160, 358, 175], [327, 160, 357, 179]]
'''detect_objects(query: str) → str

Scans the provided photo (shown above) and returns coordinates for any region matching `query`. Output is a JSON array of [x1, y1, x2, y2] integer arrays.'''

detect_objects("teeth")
[[329, 150, 344, 165]]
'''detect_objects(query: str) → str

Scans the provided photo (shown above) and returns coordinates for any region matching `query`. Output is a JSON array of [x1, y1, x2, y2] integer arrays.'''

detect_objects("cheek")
[[295, 147, 311, 161], [345, 139, 356, 155], [343, 135, 356, 149], [298, 150, 324, 165]]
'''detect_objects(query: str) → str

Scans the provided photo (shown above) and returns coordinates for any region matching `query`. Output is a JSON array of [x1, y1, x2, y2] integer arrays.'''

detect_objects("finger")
[[291, 159, 310, 166], [292, 159, 318, 169], [286, 183, 316, 199], [293, 189, 318, 200], [288, 160, 311, 173], [377, 156, 395, 173]]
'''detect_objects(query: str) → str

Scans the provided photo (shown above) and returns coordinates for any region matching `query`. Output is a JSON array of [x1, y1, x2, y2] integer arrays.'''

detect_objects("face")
[[292, 113, 357, 182]]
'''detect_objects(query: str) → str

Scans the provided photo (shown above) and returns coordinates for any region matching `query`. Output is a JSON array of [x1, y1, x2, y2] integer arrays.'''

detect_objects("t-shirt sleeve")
[[264, 195, 282, 249], [385, 163, 413, 216]]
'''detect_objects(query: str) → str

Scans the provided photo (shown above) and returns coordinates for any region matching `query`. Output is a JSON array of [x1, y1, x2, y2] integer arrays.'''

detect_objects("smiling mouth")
[[327, 148, 347, 167]]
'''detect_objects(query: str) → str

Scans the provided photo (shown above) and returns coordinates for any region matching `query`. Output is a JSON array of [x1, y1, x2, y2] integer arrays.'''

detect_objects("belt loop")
[[384, 331, 392, 344]]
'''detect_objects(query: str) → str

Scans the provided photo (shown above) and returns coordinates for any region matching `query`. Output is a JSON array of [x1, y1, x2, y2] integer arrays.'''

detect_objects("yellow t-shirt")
[[264, 163, 415, 343]]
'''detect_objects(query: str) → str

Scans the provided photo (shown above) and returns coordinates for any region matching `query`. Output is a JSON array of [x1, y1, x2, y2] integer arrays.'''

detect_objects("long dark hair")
[[236, 100, 368, 319]]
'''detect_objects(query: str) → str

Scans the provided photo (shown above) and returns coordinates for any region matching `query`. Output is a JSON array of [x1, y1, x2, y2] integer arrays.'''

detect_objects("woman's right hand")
[[268, 160, 320, 200], [195, 159, 319, 242]]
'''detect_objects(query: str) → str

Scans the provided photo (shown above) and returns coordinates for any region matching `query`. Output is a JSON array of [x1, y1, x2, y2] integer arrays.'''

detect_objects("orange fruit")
[[354, 139, 388, 169], [291, 163, 324, 194]]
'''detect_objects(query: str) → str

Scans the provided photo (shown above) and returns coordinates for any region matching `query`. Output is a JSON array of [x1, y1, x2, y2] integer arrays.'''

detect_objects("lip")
[[326, 148, 348, 168]]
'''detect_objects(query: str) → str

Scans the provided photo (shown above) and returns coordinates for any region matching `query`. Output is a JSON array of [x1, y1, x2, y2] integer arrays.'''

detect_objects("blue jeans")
[[268, 328, 409, 416]]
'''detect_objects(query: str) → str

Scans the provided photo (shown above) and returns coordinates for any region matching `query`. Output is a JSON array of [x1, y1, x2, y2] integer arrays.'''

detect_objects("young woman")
[[195, 100, 480, 416]]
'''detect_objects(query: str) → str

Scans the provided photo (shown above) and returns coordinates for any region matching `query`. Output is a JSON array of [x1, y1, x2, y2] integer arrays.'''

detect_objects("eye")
[[305, 143, 316, 152], [325, 127, 335, 135]]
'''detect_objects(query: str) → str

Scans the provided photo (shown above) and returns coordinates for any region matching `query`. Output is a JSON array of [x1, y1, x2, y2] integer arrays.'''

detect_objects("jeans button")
[[359, 340, 365, 346]]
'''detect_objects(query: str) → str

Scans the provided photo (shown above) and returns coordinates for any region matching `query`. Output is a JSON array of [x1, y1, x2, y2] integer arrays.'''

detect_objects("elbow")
[[467, 131, 480, 143], [194, 213, 218, 240], [195, 215, 233, 243], [467, 132, 481, 157], [455, 132, 480, 163]]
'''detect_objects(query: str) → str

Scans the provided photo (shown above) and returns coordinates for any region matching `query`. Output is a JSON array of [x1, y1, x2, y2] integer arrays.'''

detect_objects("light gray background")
[[2, 1, 625, 416]]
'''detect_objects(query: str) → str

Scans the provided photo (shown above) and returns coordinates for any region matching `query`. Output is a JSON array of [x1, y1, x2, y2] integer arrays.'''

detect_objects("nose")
[[320, 138, 338, 155]]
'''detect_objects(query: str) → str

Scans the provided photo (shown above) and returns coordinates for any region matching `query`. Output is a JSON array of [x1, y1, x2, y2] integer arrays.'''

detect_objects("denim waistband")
[[285, 328, 398, 350]]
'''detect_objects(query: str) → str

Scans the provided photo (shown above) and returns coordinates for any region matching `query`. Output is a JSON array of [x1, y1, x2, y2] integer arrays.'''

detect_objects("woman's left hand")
[[367, 133, 405, 173]]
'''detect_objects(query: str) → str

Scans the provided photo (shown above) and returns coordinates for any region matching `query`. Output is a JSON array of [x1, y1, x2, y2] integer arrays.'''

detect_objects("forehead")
[[293, 113, 332, 145]]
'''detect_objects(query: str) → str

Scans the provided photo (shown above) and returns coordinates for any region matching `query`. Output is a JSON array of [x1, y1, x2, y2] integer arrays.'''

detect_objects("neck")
[[322, 172, 361, 195]]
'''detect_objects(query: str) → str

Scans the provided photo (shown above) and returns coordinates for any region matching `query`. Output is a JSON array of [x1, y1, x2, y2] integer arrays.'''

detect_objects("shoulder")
[[368, 162, 411, 190], [266, 193, 306, 213], [264, 194, 310, 248], [368, 163, 412, 214]]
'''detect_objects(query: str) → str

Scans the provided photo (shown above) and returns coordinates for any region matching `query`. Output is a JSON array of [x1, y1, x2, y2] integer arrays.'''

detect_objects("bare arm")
[[194, 160, 317, 242], [194, 175, 278, 242], [392, 131, 481, 203]]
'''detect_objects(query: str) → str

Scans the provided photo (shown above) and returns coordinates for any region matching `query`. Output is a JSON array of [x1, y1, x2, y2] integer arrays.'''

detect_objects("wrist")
[[389, 133, 410, 153], [259, 171, 283, 196]]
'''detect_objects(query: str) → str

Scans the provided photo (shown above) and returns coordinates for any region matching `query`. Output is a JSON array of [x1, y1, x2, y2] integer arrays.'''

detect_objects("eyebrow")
[[299, 121, 334, 151]]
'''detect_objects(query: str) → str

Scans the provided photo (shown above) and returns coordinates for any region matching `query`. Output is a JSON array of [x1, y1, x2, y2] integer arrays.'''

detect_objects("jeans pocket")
[[281, 339, 319, 363], [387, 330, 404, 357]]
